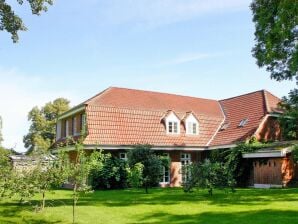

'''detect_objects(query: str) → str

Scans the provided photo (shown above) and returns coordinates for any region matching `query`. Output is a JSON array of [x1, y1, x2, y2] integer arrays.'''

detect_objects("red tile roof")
[[83, 87, 224, 147], [210, 90, 280, 146], [57, 87, 281, 148]]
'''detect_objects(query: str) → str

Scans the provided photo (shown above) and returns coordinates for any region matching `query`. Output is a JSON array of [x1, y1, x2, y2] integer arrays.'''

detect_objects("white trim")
[[253, 184, 282, 189], [206, 101, 226, 146], [58, 105, 85, 120], [208, 144, 237, 150]]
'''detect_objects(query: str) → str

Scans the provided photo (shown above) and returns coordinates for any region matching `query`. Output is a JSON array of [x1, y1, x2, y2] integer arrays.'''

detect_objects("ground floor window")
[[160, 166, 170, 184], [160, 153, 170, 184], [181, 153, 191, 183], [119, 152, 127, 161]]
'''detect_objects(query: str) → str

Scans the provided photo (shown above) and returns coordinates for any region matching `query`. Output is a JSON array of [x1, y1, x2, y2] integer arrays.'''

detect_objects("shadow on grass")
[[75, 188, 298, 207], [7, 188, 298, 208], [0, 201, 63, 224], [134, 209, 298, 224]]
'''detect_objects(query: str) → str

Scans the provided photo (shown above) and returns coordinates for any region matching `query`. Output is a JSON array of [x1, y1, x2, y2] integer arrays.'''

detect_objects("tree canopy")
[[127, 145, 164, 193], [251, 0, 298, 82], [0, 0, 53, 42], [23, 98, 70, 154], [279, 88, 298, 139]]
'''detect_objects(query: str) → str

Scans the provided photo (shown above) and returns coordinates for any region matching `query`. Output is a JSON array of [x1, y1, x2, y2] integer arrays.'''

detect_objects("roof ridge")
[[106, 86, 219, 103], [220, 89, 264, 102], [83, 87, 113, 104]]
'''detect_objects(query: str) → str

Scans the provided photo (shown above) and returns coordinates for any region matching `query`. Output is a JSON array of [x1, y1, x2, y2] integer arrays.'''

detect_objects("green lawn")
[[1, 188, 298, 224]]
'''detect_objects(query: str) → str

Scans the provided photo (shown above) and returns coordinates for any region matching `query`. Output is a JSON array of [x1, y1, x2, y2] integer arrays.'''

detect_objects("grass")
[[0, 188, 298, 224]]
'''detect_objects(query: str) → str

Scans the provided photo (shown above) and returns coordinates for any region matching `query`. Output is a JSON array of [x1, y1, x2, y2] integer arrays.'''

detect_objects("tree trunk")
[[42, 191, 45, 210], [73, 183, 77, 224], [145, 184, 148, 194], [208, 188, 213, 196]]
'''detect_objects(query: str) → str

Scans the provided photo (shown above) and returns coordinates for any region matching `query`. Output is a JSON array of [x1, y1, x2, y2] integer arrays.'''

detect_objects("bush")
[[89, 151, 128, 189], [127, 145, 164, 193]]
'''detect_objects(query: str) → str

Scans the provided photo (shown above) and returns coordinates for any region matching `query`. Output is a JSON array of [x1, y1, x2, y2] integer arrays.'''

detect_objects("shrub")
[[89, 151, 128, 189]]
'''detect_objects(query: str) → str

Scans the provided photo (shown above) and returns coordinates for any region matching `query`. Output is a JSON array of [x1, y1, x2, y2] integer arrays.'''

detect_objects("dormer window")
[[168, 121, 179, 134], [184, 113, 199, 135], [187, 122, 198, 135], [162, 111, 180, 135], [239, 118, 249, 127]]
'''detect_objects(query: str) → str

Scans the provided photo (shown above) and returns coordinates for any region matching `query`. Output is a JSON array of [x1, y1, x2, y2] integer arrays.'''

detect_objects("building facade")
[[55, 87, 282, 187]]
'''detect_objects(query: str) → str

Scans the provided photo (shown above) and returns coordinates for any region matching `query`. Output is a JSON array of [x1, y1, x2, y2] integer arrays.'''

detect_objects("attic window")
[[239, 118, 249, 127], [168, 121, 179, 134], [186, 122, 198, 135], [220, 122, 230, 131]]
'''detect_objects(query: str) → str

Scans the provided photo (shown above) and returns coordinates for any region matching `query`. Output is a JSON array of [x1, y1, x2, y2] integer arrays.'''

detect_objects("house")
[[55, 87, 283, 187]]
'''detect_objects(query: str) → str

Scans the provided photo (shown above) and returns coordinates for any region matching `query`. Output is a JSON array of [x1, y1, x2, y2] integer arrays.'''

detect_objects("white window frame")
[[181, 153, 191, 183], [119, 152, 127, 161], [185, 114, 199, 135], [165, 112, 180, 135], [159, 153, 170, 184], [160, 166, 170, 184]]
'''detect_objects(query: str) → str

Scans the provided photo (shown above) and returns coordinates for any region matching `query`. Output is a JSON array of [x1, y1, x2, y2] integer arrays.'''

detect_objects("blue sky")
[[0, 0, 296, 152]]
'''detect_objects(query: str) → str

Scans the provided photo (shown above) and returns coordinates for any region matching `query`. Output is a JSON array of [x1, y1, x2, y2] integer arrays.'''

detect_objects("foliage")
[[0, 0, 53, 43], [127, 145, 164, 193], [0, 146, 12, 198], [251, 0, 298, 82], [127, 162, 144, 189], [65, 142, 98, 224], [29, 151, 69, 210], [23, 98, 70, 154], [89, 151, 128, 189], [292, 145, 298, 163], [278, 88, 298, 140], [183, 160, 233, 195]]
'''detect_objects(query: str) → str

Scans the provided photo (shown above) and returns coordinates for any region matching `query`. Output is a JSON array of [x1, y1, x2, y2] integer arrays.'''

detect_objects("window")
[[168, 121, 179, 134], [80, 114, 86, 133], [119, 152, 127, 161], [72, 117, 77, 135], [186, 122, 198, 135], [65, 120, 69, 137], [160, 166, 170, 184], [239, 118, 249, 127], [181, 153, 191, 183], [160, 153, 170, 184]]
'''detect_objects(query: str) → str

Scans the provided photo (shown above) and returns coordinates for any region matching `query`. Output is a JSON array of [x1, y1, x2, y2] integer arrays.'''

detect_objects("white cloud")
[[161, 52, 220, 65], [0, 69, 78, 152], [98, 0, 250, 27]]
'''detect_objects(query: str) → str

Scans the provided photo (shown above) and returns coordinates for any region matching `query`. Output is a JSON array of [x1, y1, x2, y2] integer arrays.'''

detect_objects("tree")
[[89, 151, 128, 190], [251, 0, 298, 82], [278, 88, 298, 139], [0, 116, 3, 146], [0, 146, 12, 198], [65, 142, 97, 224], [23, 98, 70, 154], [127, 145, 163, 193], [30, 151, 69, 210], [0, 0, 53, 43], [183, 160, 232, 196], [127, 163, 144, 189]]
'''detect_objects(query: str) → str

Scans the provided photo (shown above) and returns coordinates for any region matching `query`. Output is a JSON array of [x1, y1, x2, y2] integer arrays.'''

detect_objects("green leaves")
[[251, 0, 298, 82], [24, 98, 70, 154], [127, 145, 164, 193], [0, 0, 53, 42]]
